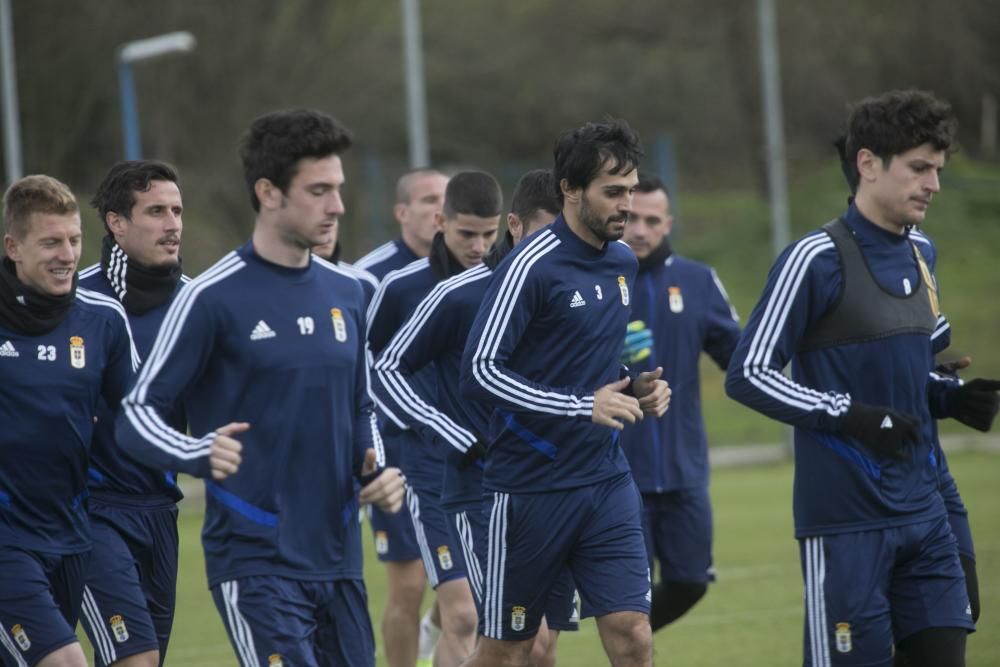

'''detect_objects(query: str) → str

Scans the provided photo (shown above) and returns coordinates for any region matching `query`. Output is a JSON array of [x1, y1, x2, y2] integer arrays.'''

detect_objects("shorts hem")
[[895, 618, 977, 643], [433, 570, 469, 588], [580, 603, 649, 620]]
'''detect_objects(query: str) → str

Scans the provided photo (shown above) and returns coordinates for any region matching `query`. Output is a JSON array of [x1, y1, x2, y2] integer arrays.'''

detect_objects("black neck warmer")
[[637, 237, 673, 274], [428, 232, 468, 280], [101, 235, 182, 315], [0, 256, 77, 335]]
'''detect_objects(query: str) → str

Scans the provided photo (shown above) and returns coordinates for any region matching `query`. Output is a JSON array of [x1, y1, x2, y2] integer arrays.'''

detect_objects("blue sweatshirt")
[[461, 216, 638, 493], [373, 264, 493, 510], [621, 252, 741, 493], [115, 241, 377, 585], [78, 264, 187, 504], [0, 289, 136, 553], [725, 204, 953, 537], [354, 239, 421, 281]]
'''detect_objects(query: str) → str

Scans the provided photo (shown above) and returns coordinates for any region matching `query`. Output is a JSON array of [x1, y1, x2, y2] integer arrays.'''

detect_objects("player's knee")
[[36, 642, 89, 667], [110, 650, 160, 667], [528, 629, 559, 667], [442, 599, 479, 639], [465, 636, 534, 667], [598, 611, 652, 661], [386, 561, 426, 607]]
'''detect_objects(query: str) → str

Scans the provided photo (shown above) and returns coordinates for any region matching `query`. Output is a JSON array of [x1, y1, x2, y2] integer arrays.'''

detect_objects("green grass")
[[78, 448, 1000, 665]]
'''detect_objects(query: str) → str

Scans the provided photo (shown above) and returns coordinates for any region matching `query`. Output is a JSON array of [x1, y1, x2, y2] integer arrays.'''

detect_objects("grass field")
[[78, 447, 999, 666]]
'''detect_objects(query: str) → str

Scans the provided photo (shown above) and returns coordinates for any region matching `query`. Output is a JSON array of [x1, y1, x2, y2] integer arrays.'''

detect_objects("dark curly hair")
[[845, 90, 957, 167], [552, 118, 643, 205], [240, 109, 353, 212], [90, 160, 180, 233]]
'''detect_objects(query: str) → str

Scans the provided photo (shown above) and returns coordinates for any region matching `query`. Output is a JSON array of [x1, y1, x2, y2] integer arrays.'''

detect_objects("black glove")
[[459, 441, 487, 469], [945, 379, 1000, 432], [838, 403, 920, 462]]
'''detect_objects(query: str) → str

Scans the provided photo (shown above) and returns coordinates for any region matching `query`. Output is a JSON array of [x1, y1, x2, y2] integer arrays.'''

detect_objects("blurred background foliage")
[[6, 0, 1000, 443]]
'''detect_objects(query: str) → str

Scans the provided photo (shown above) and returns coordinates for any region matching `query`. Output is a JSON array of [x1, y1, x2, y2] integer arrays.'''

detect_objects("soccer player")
[[115, 109, 405, 666], [355, 167, 449, 667], [0, 175, 137, 667], [460, 119, 671, 667], [373, 169, 579, 667], [619, 175, 741, 631], [77, 161, 188, 667], [368, 171, 502, 667], [725, 90, 996, 666], [833, 135, 986, 664]]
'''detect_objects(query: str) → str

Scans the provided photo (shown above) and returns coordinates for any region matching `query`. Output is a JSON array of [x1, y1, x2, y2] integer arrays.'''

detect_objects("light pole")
[[117, 31, 196, 160]]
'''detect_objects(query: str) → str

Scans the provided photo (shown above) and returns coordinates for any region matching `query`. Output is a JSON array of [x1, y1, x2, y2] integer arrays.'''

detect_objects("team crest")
[[69, 336, 86, 369], [834, 622, 852, 653], [10, 624, 30, 651], [375, 530, 389, 555], [268, 654, 284, 667], [437, 545, 453, 570], [109, 614, 129, 643], [330, 308, 348, 343], [511, 606, 526, 632], [668, 286, 684, 313], [617, 276, 630, 306]]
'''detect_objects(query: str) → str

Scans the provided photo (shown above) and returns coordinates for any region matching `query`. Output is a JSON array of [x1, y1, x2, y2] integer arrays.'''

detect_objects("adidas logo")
[[880, 415, 894, 430], [250, 320, 276, 341], [0, 340, 19, 357], [570, 290, 586, 308]]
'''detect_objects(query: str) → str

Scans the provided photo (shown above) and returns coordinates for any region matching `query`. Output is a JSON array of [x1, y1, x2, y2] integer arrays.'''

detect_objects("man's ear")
[[255, 178, 283, 210], [106, 211, 127, 237], [506, 213, 523, 243], [856, 148, 883, 184], [560, 178, 580, 205], [3, 233, 20, 261]]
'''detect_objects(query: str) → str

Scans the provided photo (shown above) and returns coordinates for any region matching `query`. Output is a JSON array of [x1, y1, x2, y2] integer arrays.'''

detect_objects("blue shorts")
[[0, 546, 88, 666], [799, 514, 974, 666], [210, 576, 374, 667], [641, 488, 715, 584], [480, 473, 649, 641], [368, 503, 421, 563], [79, 499, 178, 666], [407, 487, 466, 588], [451, 505, 579, 633]]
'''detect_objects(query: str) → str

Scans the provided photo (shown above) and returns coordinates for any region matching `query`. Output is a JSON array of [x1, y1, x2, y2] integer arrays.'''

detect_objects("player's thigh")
[[571, 475, 651, 619], [543, 567, 579, 633], [653, 487, 715, 584], [140, 506, 179, 654], [210, 576, 317, 667], [369, 501, 422, 563], [406, 486, 467, 589], [800, 533, 896, 666], [890, 516, 975, 642], [478, 491, 577, 642], [314, 579, 376, 667], [449, 507, 487, 612], [0, 547, 85, 667], [80, 519, 162, 667]]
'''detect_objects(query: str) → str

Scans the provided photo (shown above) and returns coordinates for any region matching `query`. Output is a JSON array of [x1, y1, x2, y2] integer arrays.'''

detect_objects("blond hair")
[[3, 174, 79, 239]]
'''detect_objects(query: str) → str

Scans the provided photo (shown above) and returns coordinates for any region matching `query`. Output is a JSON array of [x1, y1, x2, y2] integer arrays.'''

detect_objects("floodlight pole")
[[401, 0, 430, 168], [117, 31, 196, 160], [0, 0, 22, 184]]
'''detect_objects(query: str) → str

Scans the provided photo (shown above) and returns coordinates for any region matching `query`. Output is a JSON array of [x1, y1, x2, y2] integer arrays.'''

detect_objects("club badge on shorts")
[[10, 624, 30, 651], [375, 530, 389, 555], [835, 622, 852, 653], [511, 605, 526, 631], [437, 545, 453, 570], [618, 276, 630, 306], [110, 614, 129, 643], [668, 286, 684, 313], [330, 308, 348, 343], [70, 336, 86, 369]]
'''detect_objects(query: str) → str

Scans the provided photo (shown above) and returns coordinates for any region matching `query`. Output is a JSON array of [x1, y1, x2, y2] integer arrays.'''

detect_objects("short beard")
[[580, 193, 625, 242]]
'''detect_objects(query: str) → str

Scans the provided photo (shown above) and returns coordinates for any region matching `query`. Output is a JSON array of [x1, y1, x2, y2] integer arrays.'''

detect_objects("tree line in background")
[[5, 0, 999, 264]]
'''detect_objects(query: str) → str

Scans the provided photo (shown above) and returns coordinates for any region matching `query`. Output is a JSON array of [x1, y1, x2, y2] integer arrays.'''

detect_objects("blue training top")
[[461, 215, 638, 493], [0, 288, 136, 553], [115, 241, 377, 586], [725, 204, 953, 537], [620, 252, 741, 493], [79, 263, 187, 504], [373, 263, 494, 510]]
